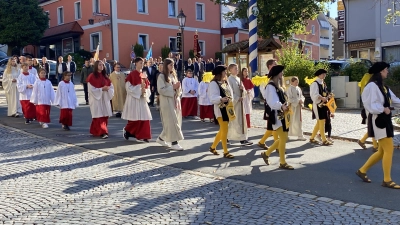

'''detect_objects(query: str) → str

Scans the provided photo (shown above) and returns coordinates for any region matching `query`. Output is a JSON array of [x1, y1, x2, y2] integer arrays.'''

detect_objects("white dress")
[[243, 88, 254, 115], [287, 85, 305, 137], [54, 81, 79, 109], [198, 81, 212, 106], [227, 75, 247, 141], [3, 66, 21, 116], [88, 83, 115, 118], [17, 72, 37, 100], [182, 77, 199, 98], [121, 81, 152, 121], [30, 79, 55, 105]]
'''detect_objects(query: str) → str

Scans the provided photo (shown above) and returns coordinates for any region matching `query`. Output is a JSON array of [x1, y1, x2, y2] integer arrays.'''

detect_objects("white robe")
[[29, 67, 38, 78], [182, 77, 199, 98], [310, 77, 324, 120], [157, 73, 184, 142], [30, 79, 55, 105], [287, 85, 305, 137], [88, 83, 114, 118], [266, 82, 283, 130], [208, 81, 233, 118], [243, 88, 254, 115], [54, 81, 79, 109], [3, 66, 21, 116], [198, 81, 212, 106], [17, 72, 37, 100], [227, 75, 247, 141], [362, 83, 400, 140], [121, 81, 152, 121]]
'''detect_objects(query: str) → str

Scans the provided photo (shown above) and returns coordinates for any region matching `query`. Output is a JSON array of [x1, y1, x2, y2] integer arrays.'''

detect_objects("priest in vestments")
[[3, 58, 21, 117], [109, 63, 127, 117], [181, 69, 199, 118], [87, 60, 115, 139], [122, 57, 152, 142], [287, 76, 306, 140]]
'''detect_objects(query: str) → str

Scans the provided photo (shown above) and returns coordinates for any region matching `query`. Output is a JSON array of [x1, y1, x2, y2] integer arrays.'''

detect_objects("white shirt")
[[198, 81, 212, 105], [29, 67, 38, 78], [58, 63, 63, 74], [30, 79, 55, 105], [208, 81, 233, 118], [66, 62, 71, 72], [182, 77, 199, 98], [266, 82, 283, 130], [310, 77, 324, 104], [54, 81, 79, 109], [17, 72, 37, 100]]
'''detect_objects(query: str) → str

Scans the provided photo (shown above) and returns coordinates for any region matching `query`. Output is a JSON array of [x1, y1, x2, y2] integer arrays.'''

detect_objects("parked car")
[[0, 51, 8, 60], [106, 60, 131, 76], [37, 59, 58, 85], [0, 57, 10, 86]]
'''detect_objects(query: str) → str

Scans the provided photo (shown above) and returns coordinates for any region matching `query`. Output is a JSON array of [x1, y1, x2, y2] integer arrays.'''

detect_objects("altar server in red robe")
[[17, 63, 37, 124], [181, 69, 199, 118]]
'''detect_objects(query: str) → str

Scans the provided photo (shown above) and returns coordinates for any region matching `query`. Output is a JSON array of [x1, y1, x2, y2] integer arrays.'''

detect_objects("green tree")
[[211, 0, 333, 40], [0, 0, 49, 55], [161, 45, 170, 60], [133, 43, 144, 58], [188, 49, 195, 59], [341, 62, 368, 83]]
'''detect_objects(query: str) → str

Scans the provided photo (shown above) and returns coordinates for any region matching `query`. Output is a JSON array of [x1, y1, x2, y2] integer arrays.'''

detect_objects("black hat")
[[368, 62, 390, 74], [267, 65, 284, 78], [212, 65, 227, 75], [314, 69, 328, 76]]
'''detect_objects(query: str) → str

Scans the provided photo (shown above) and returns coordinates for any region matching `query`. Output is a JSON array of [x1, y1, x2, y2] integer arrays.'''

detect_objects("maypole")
[[248, 0, 258, 77]]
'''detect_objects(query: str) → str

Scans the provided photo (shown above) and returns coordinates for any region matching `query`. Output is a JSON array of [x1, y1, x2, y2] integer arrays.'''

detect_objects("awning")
[[222, 38, 282, 53], [40, 22, 84, 44]]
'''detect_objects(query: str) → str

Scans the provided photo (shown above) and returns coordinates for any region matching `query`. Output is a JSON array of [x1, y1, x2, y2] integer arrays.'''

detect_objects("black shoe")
[[85, 101, 89, 105], [227, 139, 230, 144], [116, 112, 122, 118], [25, 119, 31, 124], [240, 140, 253, 146], [62, 125, 70, 131], [122, 127, 129, 140]]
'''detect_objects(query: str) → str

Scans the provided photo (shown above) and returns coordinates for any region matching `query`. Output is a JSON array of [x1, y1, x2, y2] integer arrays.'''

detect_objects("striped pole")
[[248, 0, 258, 77]]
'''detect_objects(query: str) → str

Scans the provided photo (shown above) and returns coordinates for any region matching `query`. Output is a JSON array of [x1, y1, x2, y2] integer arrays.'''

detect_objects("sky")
[[328, 2, 338, 18]]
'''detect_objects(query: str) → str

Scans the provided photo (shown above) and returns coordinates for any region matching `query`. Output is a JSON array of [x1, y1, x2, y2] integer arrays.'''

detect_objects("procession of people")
[[2, 53, 400, 189]]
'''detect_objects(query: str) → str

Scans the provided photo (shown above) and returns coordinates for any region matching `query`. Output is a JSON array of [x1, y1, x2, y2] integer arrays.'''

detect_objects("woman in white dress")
[[287, 76, 306, 140], [240, 68, 254, 128], [3, 58, 21, 117]]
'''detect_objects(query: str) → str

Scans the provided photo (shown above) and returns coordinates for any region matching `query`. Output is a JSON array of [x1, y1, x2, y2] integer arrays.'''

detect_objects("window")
[[169, 37, 177, 52], [198, 40, 205, 56], [196, 3, 204, 21], [74, 2, 81, 20], [311, 25, 315, 35], [224, 38, 232, 46], [57, 7, 64, 25], [138, 34, 149, 50], [45, 11, 50, 27], [168, 0, 177, 17], [304, 48, 309, 55], [93, 0, 100, 13], [90, 32, 101, 51], [137, 0, 147, 13]]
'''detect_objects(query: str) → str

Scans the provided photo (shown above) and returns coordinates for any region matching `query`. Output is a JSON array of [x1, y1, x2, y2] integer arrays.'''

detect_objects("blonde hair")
[[291, 76, 299, 82], [228, 63, 237, 71], [4, 58, 16, 75]]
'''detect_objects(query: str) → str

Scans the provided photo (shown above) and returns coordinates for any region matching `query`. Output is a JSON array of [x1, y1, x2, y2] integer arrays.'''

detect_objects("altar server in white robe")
[[17, 63, 37, 124], [181, 69, 199, 118], [3, 58, 21, 117], [198, 79, 214, 122], [240, 68, 254, 128], [156, 58, 184, 151], [54, 71, 79, 131], [227, 64, 253, 145], [87, 60, 115, 139], [287, 76, 306, 140], [356, 62, 400, 189], [30, 68, 55, 128], [26, 56, 38, 78], [122, 57, 152, 142]]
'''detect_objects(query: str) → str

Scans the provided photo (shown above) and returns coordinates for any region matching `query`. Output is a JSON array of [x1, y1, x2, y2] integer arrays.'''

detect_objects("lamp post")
[[177, 9, 186, 80]]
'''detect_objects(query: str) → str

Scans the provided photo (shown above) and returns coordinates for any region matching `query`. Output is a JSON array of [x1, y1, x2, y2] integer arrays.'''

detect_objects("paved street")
[[1, 84, 400, 224]]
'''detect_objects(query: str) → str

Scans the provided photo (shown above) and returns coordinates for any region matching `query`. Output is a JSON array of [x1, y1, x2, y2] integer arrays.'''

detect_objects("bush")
[[188, 49, 195, 59], [387, 65, 400, 86], [133, 43, 144, 58], [215, 52, 222, 61], [161, 45, 170, 60], [341, 62, 368, 82]]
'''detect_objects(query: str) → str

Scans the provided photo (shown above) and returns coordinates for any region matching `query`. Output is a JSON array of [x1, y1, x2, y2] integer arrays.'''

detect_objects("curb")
[[1, 123, 400, 216]]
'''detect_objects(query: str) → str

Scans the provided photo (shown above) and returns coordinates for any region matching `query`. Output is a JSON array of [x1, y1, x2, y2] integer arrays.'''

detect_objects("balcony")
[[320, 37, 331, 49]]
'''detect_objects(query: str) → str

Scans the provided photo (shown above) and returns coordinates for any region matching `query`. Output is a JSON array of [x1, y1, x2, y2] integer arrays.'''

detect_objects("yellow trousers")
[[259, 130, 279, 144], [264, 127, 287, 164], [359, 137, 394, 182], [360, 132, 378, 148], [211, 117, 229, 154], [310, 119, 327, 142]]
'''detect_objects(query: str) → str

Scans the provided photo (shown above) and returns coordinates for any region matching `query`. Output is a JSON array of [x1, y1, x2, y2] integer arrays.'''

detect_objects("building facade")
[[344, 0, 400, 62], [317, 13, 333, 60], [327, 16, 344, 59], [33, 0, 222, 67]]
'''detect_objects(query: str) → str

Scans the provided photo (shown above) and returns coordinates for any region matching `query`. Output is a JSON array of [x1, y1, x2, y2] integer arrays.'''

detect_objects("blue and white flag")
[[146, 42, 154, 60]]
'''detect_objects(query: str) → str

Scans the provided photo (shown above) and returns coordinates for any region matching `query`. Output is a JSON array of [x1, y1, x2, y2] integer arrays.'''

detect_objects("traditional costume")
[[30, 77, 55, 128], [156, 72, 184, 150], [227, 73, 251, 145], [87, 73, 114, 138], [3, 65, 21, 117], [122, 70, 152, 141], [287, 84, 305, 139], [109, 70, 127, 117], [309, 69, 333, 145], [260, 65, 293, 170], [17, 71, 37, 123], [198, 81, 214, 122], [242, 76, 254, 128], [181, 76, 199, 117], [358, 72, 378, 151], [54, 80, 78, 130], [356, 62, 400, 189]]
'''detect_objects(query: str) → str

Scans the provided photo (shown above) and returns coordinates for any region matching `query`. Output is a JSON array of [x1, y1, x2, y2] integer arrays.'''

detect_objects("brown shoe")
[[257, 142, 268, 150], [382, 181, 400, 189], [357, 140, 367, 149], [355, 170, 371, 183], [260, 152, 270, 165]]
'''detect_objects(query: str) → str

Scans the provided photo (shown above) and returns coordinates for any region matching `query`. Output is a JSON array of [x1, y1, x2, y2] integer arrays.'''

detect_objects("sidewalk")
[[1, 125, 400, 224], [251, 105, 400, 147]]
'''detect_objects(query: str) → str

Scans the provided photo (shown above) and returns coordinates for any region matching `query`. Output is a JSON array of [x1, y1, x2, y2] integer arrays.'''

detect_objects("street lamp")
[[177, 9, 186, 80]]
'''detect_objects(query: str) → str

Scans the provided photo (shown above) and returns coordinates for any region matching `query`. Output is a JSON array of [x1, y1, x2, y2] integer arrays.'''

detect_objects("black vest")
[[312, 80, 329, 120], [214, 81, 229, 122], [266, 82, 289, 131]]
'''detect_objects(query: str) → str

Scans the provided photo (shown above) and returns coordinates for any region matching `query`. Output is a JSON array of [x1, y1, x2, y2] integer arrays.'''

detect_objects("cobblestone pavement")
[[1, 126, 400, 224], [251, 105, 400, 146]]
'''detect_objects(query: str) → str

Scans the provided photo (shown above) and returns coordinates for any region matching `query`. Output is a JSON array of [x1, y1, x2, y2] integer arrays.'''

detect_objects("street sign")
[[93, 12, 109, 17], [177, 32, 182, 52]]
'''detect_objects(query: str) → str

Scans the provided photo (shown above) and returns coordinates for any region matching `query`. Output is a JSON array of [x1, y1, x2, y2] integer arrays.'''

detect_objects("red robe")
[[20, 72, 36, 120]]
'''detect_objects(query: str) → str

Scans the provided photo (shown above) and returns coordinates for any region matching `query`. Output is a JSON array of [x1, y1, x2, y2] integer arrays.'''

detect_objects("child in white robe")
[[181, 69, 199, 118], [198, 80, 214, 122], [287, 76, 306, 140], [30, 68, 55, 128], [54, 72, 79, 131], [241, 68, 255, 128], [17, 63, 37, 124]]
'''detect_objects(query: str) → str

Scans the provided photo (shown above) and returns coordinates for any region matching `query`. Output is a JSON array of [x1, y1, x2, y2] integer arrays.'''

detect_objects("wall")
[[344, 0, 376, 42]]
